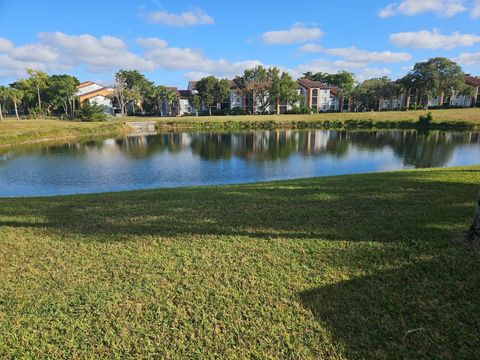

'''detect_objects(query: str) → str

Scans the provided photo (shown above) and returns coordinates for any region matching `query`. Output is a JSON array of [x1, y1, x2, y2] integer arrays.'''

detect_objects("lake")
[[0, 129, 479, 196]]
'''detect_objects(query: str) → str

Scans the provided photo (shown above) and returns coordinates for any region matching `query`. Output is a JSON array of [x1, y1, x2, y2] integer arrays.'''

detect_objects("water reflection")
[[107, 130, 479, 167], [0, 129, 479, 196]]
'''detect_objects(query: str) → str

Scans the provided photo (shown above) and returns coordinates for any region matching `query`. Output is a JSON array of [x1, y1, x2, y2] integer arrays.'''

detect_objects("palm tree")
[[165, 89, 178, 117], [8, 88, 24, 120], [458, 84, 476, 107], [0, 86, 7, 121]]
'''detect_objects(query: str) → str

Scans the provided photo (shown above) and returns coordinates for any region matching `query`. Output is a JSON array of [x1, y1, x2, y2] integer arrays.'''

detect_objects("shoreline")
[[1, 108, 480, 149]]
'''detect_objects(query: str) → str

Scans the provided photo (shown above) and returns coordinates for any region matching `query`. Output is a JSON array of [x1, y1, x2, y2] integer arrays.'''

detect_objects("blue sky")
[[1, 0, 480, 87]]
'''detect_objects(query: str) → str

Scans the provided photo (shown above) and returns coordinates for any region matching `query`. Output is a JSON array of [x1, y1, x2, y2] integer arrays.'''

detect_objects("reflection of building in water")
[[78, 130, 480, 168]]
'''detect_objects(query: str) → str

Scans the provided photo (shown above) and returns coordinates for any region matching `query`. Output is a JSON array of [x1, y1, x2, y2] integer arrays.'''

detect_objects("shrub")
[[286, 106, 311, 114], [418, 112, 434, 128], [75, 103, 108, 122]]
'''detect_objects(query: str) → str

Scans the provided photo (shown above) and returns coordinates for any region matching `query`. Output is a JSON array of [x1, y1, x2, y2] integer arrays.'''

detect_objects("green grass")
[[0, 118, 128, 148], [1, 108, 480, 149], [1, 166, 479, 358]]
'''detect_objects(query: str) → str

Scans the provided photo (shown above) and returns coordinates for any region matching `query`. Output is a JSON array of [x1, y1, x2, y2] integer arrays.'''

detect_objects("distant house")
[[380, 75, 480, 110], [465, 76, 480, 107], [297, 78, 340, 112], [178, 90, 193, 115], [188, 80, 245, 113], [77, 81, 114, 114]]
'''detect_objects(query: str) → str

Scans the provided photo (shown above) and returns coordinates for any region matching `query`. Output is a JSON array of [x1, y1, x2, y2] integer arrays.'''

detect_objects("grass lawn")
[[0, 118, 128, 148], [151, 108, 480, 127], [1, 166, 479, 358], [1, 108, 480, 148]]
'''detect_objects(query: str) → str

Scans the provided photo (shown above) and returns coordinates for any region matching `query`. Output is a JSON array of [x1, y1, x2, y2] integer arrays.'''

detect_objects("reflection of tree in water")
[[187, 130, 479, 168], [114, 133, 185, 159], [19, 129, 477, 168], [344, 130, 480, 168], [190, 133, 232, 160]]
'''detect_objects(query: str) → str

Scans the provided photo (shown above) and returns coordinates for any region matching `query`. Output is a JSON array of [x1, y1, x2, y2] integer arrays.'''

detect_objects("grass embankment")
[[1, 166, 479, 358], [0, 118, 128, 148], [152, 108, 480, 131], [1, 108, 480, 149]]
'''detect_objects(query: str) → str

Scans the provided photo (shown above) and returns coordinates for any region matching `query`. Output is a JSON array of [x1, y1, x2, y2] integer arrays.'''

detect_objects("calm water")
[[0, 129, 479, 196]]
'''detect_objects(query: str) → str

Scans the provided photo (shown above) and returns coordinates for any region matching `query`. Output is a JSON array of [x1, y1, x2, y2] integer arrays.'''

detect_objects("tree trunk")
[[468, 191, 480, 240], [339, 97, 344, 113], [14, 100, 19, 120], [405, 89, 410, 111], [36, 86, 42, 110], [208, 105, 212, 117], [439, 91, 445, 108], [0, 102, 3, 121]]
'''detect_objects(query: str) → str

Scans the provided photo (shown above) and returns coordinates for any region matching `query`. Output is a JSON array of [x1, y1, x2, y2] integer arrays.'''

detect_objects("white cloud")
[[289, 58, 392, 82], [0, 33, 268, 82], [0, 38, 13, 52], [142, 8, 214, 27], [390, 29, 480, 49], [261, 24, 323, 45], [298, 43, 323, 53], [324, 47, 412, 63], [455, 51, 480, 66], [135, 37, 168, 49], [136, 37, 264, 78], [378, 0, 467, 18], [472, 0, 480, 17]]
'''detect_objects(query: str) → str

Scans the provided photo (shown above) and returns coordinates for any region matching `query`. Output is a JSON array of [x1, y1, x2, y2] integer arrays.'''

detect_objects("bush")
[[418, 112, 434, 128], [229, 107, 247, 116], [75, 103, 108, 122], [286, 106, 311, 114]]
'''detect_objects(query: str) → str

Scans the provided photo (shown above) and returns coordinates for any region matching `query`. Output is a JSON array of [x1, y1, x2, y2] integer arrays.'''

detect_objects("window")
[[311, 89, 318, 107]]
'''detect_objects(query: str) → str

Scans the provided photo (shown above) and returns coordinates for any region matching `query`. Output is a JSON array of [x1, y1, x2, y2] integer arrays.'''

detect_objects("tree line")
[[0, 57, 477, 120], [303, 57, 476, 112]]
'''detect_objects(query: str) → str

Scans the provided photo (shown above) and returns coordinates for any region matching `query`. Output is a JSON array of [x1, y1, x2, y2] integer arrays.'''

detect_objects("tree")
[[352, 77, 390, 111], [111, 71, 128, 115], [235, 66, 272, 113], [189, 93, 201, 116], [111, 70, 153, 115], [0, 86, 8, 121], [45, 74, 79, 116], [196, 76, 217, 116], [26, 68, 48, 111], [458, 84, 476, 106], [214, 79, 231, 111], [8, 88, 24, 120], [399, 73, 416, 110], [381, 81, 404, 110], [164, 89, 178, 117], [269, 69, 300, 114], [429, 58, 464, 106], [408, 58, 464, 109]]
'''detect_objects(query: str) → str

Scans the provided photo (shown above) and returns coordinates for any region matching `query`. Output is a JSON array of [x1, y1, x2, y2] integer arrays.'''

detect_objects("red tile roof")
[[77, 81, 95, 88], [465, 76, 480, 87], [297, 77, 331, 89], [178, 90, 191, 98]]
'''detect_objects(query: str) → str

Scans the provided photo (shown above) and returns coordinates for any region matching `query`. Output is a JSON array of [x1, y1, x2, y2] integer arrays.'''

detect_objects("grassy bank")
[[152, 108, 480, 131], [1, 166, 479, 358], [0, 118, 128, 148], [1, 108, 479, 149]]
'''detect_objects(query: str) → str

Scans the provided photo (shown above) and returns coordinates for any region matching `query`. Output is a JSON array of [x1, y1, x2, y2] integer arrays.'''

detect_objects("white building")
[[297, 78, 340, 112], [77, 81, 114, 114]]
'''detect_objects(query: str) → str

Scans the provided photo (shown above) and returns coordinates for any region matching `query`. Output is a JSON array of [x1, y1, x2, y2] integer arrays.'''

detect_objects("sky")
[[1, 0, 480, 88]]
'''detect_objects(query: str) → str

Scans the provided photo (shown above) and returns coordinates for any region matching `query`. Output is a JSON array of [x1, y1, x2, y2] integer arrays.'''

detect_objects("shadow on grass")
[[0, 169, 478, 244], [299, 256, 480, 359]]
